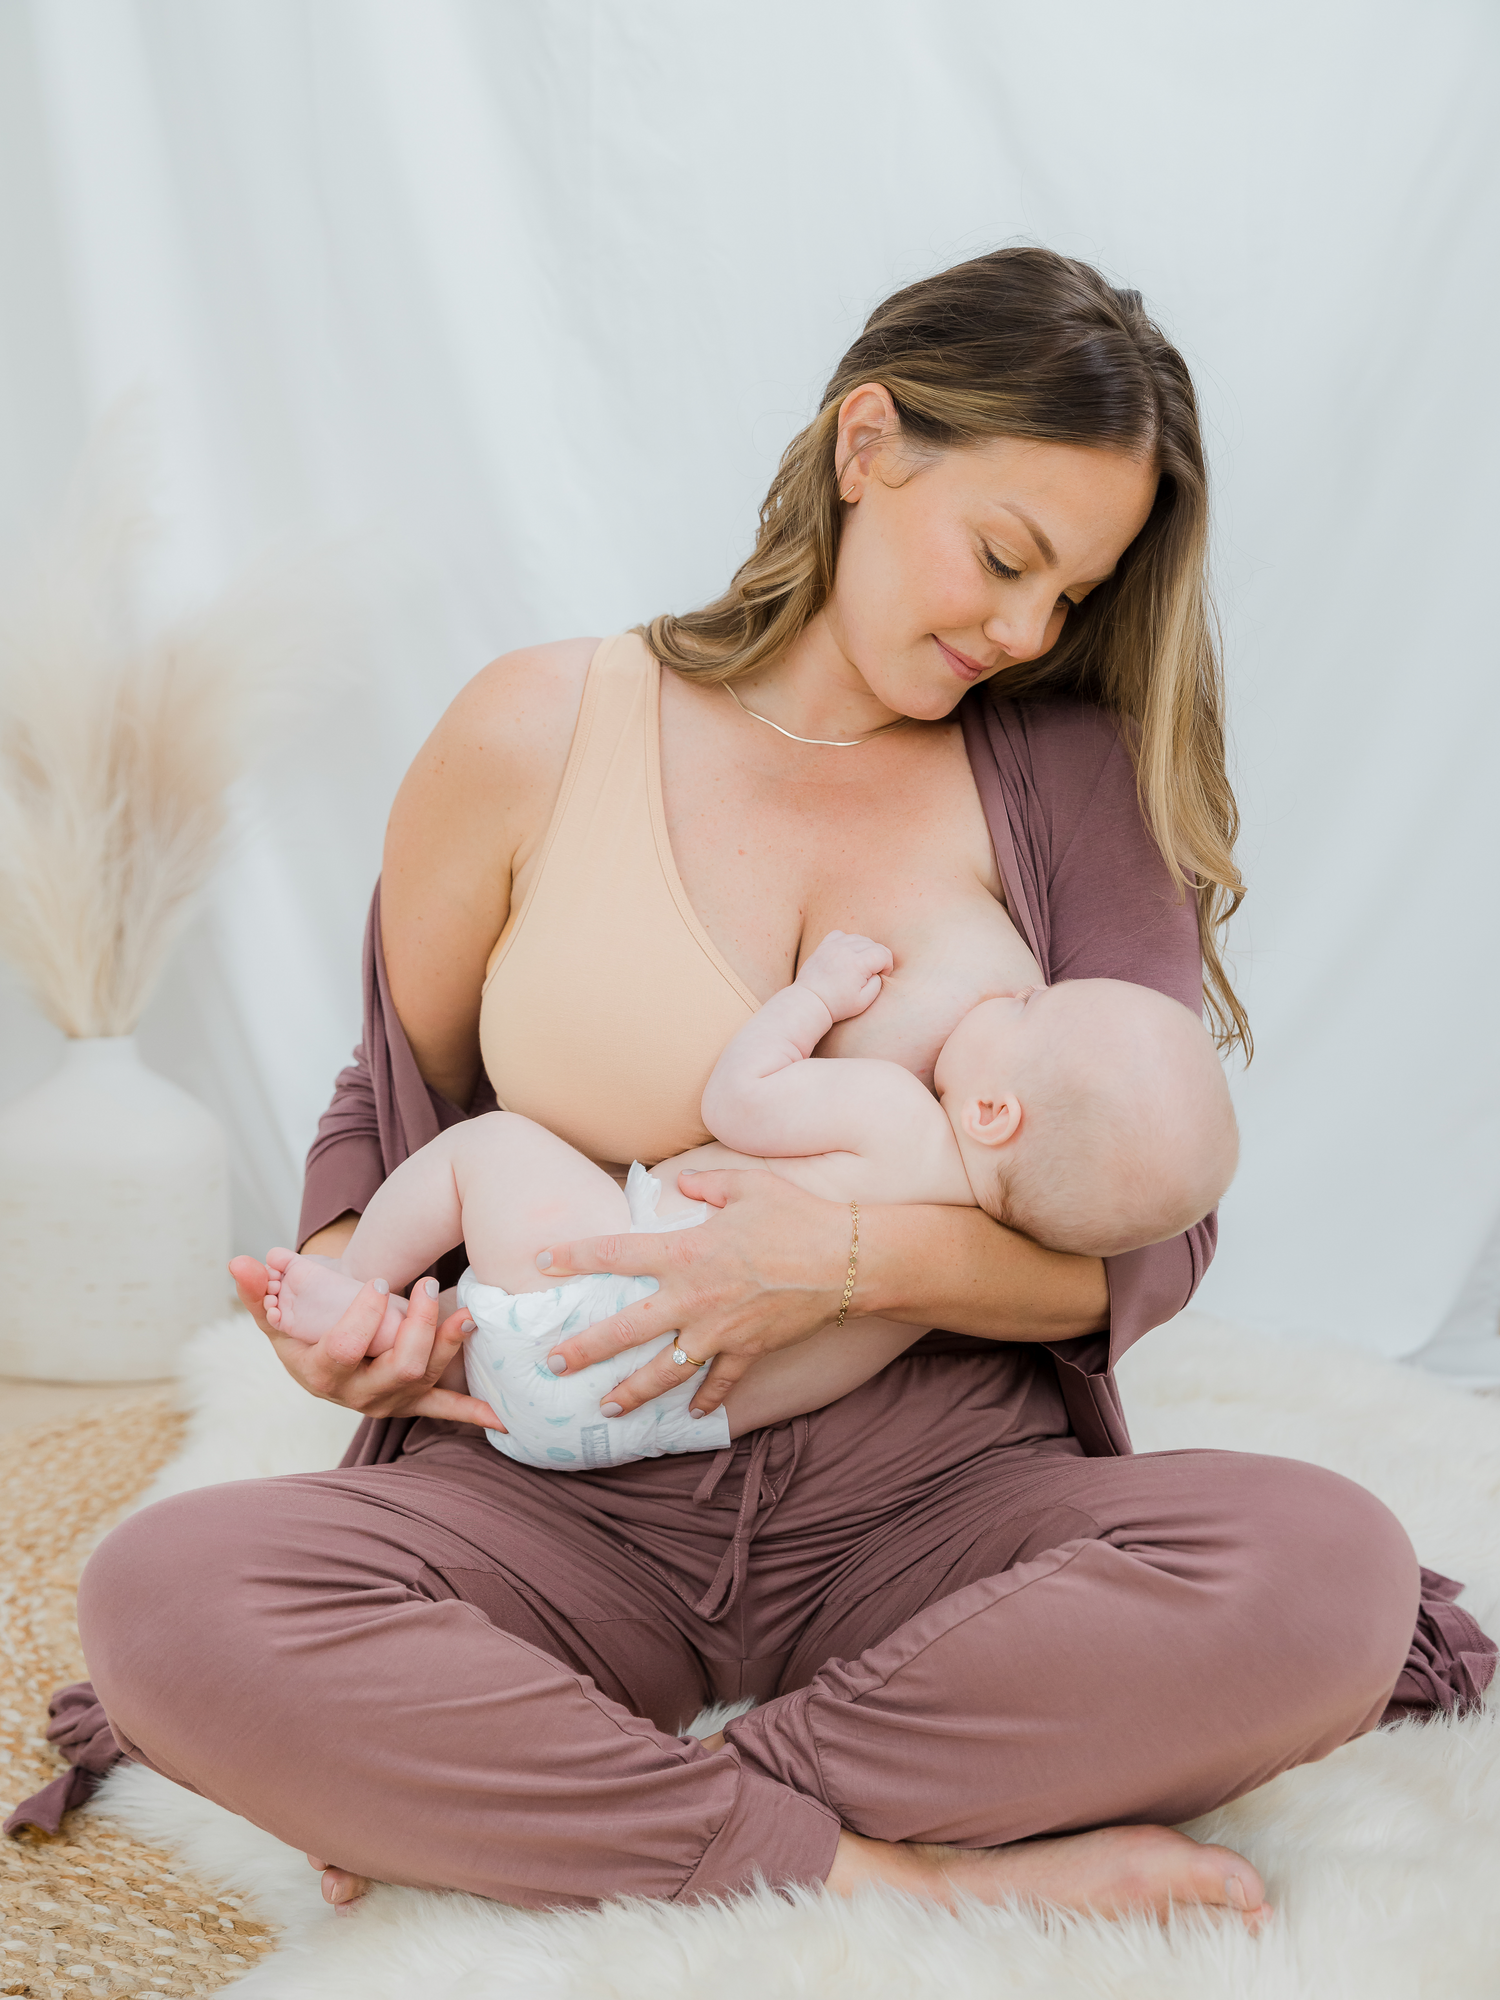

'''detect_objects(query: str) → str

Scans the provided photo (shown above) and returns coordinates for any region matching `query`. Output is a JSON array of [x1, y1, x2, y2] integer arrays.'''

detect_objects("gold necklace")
[[724, 680, 905, 748]]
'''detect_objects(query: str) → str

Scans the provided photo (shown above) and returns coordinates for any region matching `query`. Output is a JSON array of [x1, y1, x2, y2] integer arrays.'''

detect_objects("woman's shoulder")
[[406, 637, 596, 805], [381, 638, 609, 1048], [452, 634, 601, 759], [386, 637, 602, 875]]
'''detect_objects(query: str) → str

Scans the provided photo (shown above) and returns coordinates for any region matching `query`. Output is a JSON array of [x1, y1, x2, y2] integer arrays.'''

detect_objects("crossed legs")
[[77, 1431, 1418, 1926]]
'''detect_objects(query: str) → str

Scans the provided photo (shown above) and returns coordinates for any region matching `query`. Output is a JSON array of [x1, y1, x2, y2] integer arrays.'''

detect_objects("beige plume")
[[0, 401, 345, 1037]]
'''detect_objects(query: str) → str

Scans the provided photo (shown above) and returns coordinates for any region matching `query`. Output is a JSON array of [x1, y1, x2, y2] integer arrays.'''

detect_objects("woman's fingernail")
[[535, 1251, 552, 1271], [461, 1319, 476, 1334], [1225, 1876, 1248, 1910], [680, 1167, 697, 1176], [373, 1278, 389, 1295], [546, 1354, 567, 1374], [601, 1402, 623, 1417], [690, 1407, 704, 1419], [423, 1277, 439, 1298]]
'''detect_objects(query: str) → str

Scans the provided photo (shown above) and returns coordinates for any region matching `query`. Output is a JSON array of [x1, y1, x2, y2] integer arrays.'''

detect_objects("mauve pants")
[[77, 1342, 1419, 1910]]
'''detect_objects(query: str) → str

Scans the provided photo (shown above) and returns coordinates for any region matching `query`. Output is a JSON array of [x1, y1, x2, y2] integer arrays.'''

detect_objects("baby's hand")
[[796, 930, 894, 1022]]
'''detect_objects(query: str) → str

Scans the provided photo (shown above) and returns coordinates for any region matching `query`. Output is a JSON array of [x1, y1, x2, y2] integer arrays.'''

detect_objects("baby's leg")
[[265, 1126, 480, 1348], [719, 1315, 920, 1436], [266, 1114, 627, 1347], [445, 1113, 630, 1293]]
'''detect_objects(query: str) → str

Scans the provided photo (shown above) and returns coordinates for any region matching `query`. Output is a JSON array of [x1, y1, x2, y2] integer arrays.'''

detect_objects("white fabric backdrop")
[[1, 0, 1496, 1370]]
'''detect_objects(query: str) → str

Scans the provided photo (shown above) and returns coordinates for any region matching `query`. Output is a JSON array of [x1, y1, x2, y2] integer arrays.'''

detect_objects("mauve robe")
[[9, 686, 1492, 1840]]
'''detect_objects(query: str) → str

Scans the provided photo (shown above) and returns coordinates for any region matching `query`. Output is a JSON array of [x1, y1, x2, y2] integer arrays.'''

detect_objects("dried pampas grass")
[[0, 405, 343, 1037]]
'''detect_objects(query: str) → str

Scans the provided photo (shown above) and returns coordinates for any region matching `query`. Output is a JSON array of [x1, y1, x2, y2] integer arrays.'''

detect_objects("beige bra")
[[479, 633, 759, 1174]]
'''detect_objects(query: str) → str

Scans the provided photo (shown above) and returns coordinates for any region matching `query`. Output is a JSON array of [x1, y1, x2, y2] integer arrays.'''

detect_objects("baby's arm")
[[702, 931, 958, 1196], [719, 1313, 921, 1436], [702, 931, 891, 1157]]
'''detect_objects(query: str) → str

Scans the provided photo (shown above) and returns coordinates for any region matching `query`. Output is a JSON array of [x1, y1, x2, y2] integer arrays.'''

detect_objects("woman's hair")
[[643, 245, 1249, 1055]]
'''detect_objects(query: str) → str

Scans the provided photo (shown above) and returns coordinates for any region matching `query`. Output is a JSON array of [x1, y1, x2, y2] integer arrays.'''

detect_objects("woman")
[[58, 249, 1487, 1924]]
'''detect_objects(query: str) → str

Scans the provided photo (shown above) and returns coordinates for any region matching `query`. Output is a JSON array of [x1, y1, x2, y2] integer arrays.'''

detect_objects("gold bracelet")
[[835, 1201, 860, 1327]]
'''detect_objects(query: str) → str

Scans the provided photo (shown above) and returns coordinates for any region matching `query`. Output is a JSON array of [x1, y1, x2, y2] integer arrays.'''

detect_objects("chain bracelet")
[[835, 1200, 860, 1327]]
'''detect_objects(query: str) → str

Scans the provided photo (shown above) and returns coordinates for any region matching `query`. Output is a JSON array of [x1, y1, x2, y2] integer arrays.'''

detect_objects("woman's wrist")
[[851, 1200, 1110, 1342], [833, 1200, 861, 1327]]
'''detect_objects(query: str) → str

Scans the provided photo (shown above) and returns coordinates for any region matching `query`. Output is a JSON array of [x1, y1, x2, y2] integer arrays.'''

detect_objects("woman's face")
[[824, 385, 1159, 722]]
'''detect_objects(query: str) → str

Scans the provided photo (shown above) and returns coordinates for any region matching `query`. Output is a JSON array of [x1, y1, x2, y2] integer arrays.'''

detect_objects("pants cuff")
[[674, 1755, 840, 1902]]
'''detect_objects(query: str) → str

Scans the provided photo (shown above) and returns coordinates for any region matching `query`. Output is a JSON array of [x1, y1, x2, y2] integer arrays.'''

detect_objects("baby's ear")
[[960, 1094, 1023, 1149]]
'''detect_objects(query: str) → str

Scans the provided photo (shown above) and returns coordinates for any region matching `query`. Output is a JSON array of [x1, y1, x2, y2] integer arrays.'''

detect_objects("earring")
[[840, 487, 857, 504]]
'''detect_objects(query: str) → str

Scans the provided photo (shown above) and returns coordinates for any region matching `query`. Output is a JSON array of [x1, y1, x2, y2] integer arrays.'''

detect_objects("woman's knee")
[[1231, 1455, 1419, 1714], [77, 1482, 284, 1749]]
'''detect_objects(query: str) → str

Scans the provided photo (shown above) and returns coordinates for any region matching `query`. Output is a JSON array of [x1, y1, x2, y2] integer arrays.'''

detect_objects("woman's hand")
[[228, 1255, 501, 1428], [535, 1169, 850, 1418]]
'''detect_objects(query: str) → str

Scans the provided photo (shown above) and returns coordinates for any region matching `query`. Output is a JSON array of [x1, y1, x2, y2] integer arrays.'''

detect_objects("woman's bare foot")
[[305, 1854, 371, 1915], [313, 1732, 1267, 1928], [265, 1248, 406, 1352], [689, 1732, 1269, 1930], [826, 1823, 1271, 1929]]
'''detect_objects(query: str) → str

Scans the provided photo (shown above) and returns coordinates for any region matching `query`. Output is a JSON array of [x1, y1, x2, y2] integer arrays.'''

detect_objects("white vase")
[[0, 1036, 229, 1381]]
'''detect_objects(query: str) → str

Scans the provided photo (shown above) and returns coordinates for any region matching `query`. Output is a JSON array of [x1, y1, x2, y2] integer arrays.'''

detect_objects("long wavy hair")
[[643, 246, 1249, 1056]]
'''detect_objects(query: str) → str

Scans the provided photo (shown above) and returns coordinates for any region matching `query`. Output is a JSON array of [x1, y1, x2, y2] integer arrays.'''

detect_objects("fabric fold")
[[1382, 1567, 1498, 1720], [5, 1681, 128, 1836]]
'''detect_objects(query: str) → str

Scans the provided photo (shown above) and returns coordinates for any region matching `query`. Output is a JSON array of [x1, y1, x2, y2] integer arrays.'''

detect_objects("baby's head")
[[932, 980, 1237, 1257]]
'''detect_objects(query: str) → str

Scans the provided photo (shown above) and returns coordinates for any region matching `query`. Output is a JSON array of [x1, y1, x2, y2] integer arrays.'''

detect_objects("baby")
[[265, 932, 1237, 1469]]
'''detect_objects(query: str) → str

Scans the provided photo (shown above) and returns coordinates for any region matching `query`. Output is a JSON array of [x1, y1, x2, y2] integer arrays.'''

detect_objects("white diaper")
[[459, 1163, 732, 1472]]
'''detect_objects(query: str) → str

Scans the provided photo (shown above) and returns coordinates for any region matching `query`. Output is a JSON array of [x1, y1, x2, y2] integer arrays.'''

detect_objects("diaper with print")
[[459, 1164, 730, 1471]]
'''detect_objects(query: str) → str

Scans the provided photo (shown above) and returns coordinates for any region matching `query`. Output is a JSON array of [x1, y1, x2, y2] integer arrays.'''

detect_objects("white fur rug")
[[86, 1310, 1500, 1998]]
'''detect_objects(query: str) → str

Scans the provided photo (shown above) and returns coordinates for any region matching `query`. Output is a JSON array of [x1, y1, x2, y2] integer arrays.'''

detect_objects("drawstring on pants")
[[685, 1416, 808, 1624]]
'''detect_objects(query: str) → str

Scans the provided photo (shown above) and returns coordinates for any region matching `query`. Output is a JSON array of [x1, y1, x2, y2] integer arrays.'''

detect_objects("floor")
[[0, 1375, 173, 1437]]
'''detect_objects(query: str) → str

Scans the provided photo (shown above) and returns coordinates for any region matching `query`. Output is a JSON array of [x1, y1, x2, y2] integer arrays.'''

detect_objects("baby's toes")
[[374, 1301, 408, 1353], [266, 1245, 296, 1277]]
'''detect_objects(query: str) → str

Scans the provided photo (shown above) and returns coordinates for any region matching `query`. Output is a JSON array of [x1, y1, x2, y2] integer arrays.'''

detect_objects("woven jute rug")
[[0, 1397, 276, 1999]]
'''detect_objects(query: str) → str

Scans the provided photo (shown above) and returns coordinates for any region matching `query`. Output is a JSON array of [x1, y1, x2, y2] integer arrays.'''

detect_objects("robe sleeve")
[[962, 691, 1219, 1390], [299, 878, 496, 1250], [296, 878, 496, 1466], [297, 1048, 387, 1250]]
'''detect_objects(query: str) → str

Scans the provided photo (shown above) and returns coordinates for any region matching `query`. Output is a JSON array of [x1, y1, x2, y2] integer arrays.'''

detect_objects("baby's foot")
[[263, 1248, 407, 1353]]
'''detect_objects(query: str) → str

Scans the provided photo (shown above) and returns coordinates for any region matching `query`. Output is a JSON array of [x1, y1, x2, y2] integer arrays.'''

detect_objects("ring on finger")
[[671, 1342, 706, 1368]]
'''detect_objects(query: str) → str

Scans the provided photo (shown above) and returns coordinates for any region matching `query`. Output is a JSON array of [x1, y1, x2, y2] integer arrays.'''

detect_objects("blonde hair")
[[643, 247, 1249, 1055]]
